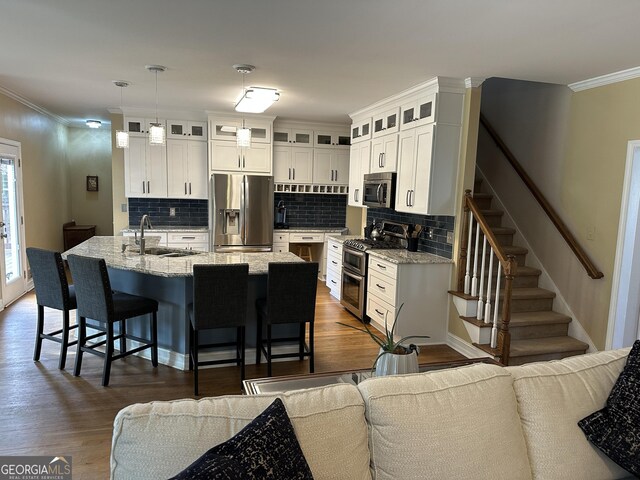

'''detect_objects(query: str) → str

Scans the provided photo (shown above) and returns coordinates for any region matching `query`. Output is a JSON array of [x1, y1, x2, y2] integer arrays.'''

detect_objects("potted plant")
[[338, 304, 429, 376]]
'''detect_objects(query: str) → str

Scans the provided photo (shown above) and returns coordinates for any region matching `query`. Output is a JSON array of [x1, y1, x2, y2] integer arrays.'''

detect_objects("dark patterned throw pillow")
[[578, 340, 640, 477], [169, 398, 313, 480]]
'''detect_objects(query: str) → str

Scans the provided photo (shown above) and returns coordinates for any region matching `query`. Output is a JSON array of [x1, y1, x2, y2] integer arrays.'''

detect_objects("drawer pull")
[[331, 280, 337, 284], [375, 308, 384, 316], [376, 283, 386, 291], [332, 244, 338, 249], [331, 260, 338, 265], [181, 236, 196, 240], [376, 263, 386, 269], [302, 236, 314, 240]]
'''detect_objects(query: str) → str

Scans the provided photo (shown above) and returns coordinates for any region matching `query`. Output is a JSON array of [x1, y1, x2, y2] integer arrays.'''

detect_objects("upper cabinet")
[[273, 127, 313, 146], [126, 117, 165, 136], [125, 135, 167, 198], [348, 141, 371, 207], [273, 146, 313, 184], [349, 77, 465, 214], [167, 120, 207, 141], [372, 107, 400, 138], [208, 114, 274, 175], [313, 149, 349, 185], [314, 131, 351, 149], [351, 117, 372, 144], [167, 139, 208, 199]]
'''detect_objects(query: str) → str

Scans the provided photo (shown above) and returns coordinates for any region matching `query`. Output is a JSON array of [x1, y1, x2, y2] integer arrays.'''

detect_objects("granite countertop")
[[276, 227, 349, 234], [121, 226, 209, 233], [62, 236, 303, 278], [325, 234, 361, 244], [367, 249, 453, 265]]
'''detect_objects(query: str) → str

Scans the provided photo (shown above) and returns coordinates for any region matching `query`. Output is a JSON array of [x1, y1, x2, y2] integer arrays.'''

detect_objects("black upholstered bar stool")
[[26, 247, 78, 370], [256, 262, 318, 377], [67, 254, 158, 387], [189, 264, 249, 396]]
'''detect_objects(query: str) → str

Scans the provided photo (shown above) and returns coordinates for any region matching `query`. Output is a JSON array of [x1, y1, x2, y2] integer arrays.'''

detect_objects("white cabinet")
[[167, 140, 208, 199], [313, 150, 349, 185], [395, 123, 460, 215], [351, 117, 372, 144], [122, 231, 167, 246], [372, 107, 400, 138], [366, 255, 451, 342], [400, 92, 436, 130], [325, 238, 343, 300], [125, 136, 167, 198], [167, 120, 207, 141], [126, 117, 164, 136], [348, 141, 370, 207], [167, 231, 209, 252], [209, 140, 271, 174], [370, 133, 398, 174], [273, 146, 313, 184], [209, 118, 271, 143], [273, 128, 313, 146], [314, 131, 351, 149]]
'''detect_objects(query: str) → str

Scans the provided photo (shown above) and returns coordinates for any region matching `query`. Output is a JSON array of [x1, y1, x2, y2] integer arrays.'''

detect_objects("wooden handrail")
[[479, 114, 604, 280], [465, 191, 511, 267]]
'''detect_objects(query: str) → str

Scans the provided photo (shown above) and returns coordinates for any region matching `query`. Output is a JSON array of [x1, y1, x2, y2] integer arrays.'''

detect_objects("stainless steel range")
[[340, 221, 408, 321]]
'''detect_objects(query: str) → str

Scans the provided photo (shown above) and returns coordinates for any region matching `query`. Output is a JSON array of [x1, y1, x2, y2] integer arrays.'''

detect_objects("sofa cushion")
[[111, 383, 371, 480], [578, 341, 640, 477], [507, 348, 632, 480], [169, 398, 313, 480], [357, 364, 532, 480]]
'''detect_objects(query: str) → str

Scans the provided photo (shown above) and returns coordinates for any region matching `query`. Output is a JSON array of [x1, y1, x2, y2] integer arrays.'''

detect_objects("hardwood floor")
[[0, 281, 464, 479]]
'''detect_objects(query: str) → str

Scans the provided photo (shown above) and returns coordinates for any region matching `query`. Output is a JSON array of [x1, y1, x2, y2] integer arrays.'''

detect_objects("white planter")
[[374, 348, 419, 376]]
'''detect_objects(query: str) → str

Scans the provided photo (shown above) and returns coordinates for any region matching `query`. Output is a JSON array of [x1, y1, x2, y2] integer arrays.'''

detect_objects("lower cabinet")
[[121, 231, 209, 251], [325, 238, 343, 300], [366, 255, 451, 343]]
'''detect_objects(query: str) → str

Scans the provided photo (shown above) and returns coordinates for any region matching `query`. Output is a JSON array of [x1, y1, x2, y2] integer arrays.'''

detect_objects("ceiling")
[[2, 0, 640, 128]]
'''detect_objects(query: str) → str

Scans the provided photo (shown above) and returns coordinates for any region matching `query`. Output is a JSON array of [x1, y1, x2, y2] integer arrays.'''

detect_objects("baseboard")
[[446, 332, 492, 359]]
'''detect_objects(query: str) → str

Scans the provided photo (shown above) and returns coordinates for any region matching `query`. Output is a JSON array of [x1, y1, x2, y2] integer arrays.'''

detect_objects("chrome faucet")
[[137, 214, 153, 255]]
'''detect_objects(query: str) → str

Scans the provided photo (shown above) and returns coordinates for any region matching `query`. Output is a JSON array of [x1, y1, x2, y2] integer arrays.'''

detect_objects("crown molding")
[[465, 77, 486, 88], [569, 65, 640, 92], [0, 84, 69, 126]]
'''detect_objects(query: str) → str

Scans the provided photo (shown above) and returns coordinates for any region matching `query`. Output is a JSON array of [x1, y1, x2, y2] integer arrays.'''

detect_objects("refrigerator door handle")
[[242, 175, 248, 244]]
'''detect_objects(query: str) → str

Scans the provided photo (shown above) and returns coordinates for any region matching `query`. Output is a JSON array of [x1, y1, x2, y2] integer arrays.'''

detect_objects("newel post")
[[497, 255, 517, 366], [457, 190, 472, 292]]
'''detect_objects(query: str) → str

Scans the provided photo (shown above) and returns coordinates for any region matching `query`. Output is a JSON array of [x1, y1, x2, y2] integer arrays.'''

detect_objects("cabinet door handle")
[[355, 188, 359, 202], [406, 190, 410, 206], [293, 168, 295, 180], [288, 168, 291, 180], [147, 181, 150, 193], [189, 183, 192, 195], [376, 283, 386, 291], [243, 156, 246, 168], [330, 170, 334, 181], [238, 155, 241, 168], [378, 152, 383, 168], [381, 152, 385, 167], [184, 182, 187, 195], [410, 190, 414, 206], [142, 181, 145, 194], [334, 169, 337, 182]]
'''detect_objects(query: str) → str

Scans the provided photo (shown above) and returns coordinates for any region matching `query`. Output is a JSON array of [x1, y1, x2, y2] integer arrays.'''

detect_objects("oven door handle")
[[376, 184, 382, 205]]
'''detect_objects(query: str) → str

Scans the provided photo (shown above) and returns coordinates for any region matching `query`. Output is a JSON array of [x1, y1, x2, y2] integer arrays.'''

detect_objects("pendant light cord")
[[154, 70, 159, 123]]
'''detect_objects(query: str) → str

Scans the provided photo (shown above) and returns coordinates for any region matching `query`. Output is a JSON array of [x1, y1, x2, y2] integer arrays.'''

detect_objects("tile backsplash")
[[128, 198, 208, 227], [274, 193, 347, 227], [367, 208, 454, 259]]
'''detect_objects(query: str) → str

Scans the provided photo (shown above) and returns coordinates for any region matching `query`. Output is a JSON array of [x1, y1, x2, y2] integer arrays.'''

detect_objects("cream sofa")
[[111, 348, 634, 480]]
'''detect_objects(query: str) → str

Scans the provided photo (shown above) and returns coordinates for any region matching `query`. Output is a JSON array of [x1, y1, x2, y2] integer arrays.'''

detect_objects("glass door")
[[0, 141, 26, 307]]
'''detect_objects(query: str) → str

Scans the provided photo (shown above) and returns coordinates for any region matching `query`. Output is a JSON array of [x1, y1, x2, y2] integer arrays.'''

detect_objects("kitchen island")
[[63, 236, 304, 370]]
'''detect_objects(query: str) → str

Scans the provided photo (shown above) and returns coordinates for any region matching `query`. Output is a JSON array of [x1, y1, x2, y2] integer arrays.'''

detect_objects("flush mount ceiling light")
[[146, 64, 166, 146], [233, 64, 280, 114], [86, 120, 102, 128], [113, 80, 130, 148]]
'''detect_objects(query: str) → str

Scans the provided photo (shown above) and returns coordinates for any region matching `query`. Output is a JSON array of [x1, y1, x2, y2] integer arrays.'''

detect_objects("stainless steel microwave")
[[362, 172, 396, 209]]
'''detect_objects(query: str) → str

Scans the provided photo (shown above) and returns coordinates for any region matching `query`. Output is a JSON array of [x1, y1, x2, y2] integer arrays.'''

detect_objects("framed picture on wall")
[[86, 175, 99, 192]]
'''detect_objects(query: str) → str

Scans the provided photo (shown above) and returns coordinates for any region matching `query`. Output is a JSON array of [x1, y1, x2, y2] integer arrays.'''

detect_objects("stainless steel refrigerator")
[[210, 174, 274, 252]]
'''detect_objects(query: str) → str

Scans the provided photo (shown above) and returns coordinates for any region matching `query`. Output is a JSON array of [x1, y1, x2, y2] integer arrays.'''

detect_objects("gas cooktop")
[[343, 238, 406, 252]]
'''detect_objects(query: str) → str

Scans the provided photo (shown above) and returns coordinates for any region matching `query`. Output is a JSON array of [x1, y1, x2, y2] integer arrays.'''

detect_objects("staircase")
[[450, 178, 588, 366]]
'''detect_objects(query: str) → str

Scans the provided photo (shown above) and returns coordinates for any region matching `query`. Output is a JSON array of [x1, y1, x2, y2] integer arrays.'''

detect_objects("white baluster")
[[491, 264, 501, 349], [484, 248, 495, 324], [477, 234, 487, 320], [464, 214, 474, 295], [471, 221, 481, 296]]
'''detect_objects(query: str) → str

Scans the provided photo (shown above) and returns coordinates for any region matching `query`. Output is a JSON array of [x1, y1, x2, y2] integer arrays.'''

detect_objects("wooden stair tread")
[[508, 336, 589, 357], [480, 209, 503, 216], [492, 287, 556, 300], [470, 244, 527, 255], [489, 226, 516, 235]]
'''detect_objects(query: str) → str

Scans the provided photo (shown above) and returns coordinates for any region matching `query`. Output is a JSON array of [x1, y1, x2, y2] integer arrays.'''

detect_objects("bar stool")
[[296, 244, 313, 262], [67, 254, 158, 387], [26, 247, 78, 370], [189, 264, 249, 396], [256, 262, 318, 377]]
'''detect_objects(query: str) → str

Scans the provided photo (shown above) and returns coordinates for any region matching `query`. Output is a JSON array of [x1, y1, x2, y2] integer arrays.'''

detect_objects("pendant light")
[[113, 81, 130, 148], [146, 65, 166, 146], [234, 64, 253, 148]]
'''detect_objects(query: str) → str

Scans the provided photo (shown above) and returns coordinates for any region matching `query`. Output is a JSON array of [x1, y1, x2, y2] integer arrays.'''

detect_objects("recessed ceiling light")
[[86, 120, 102, 128]]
